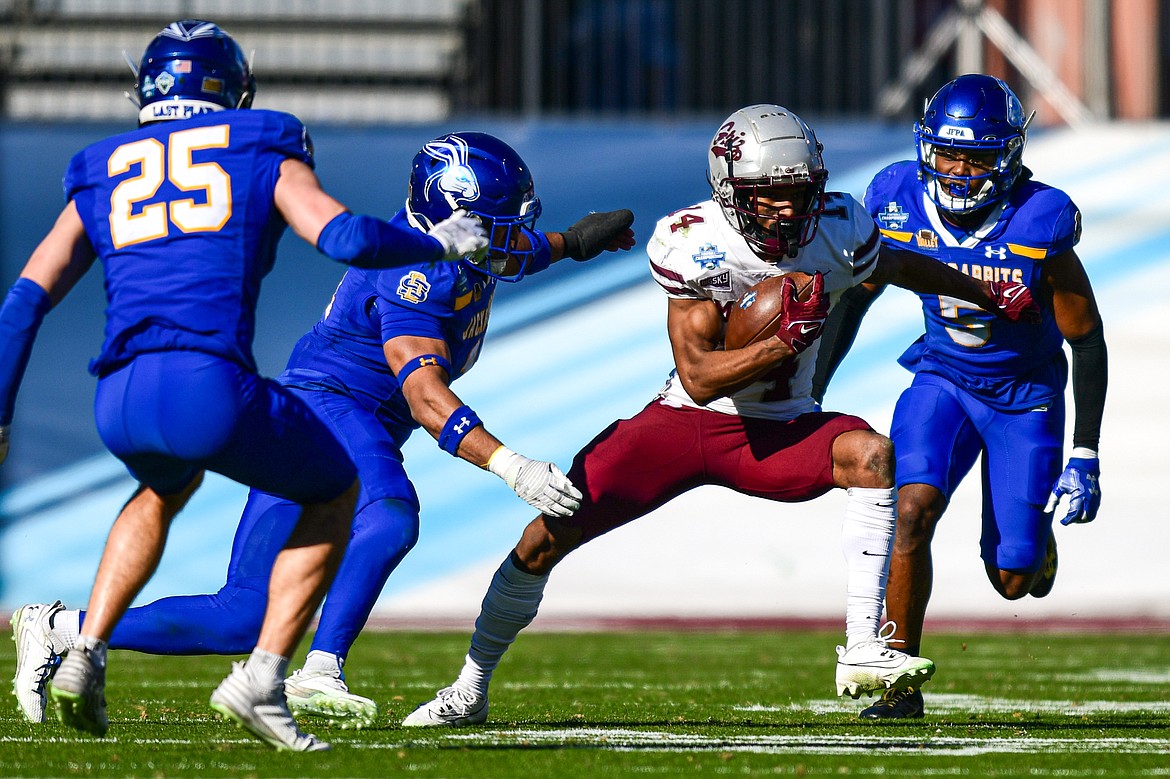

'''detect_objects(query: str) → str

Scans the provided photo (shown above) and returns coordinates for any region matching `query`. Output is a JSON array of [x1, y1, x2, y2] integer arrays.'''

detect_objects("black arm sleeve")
[[1068, 320, 1107, 450], [811, 283, 885, 405]]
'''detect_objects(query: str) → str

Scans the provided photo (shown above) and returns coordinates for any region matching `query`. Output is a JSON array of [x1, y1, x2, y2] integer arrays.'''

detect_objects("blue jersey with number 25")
[[64, 109, 313, 377], [865, 161, 1080, 411]]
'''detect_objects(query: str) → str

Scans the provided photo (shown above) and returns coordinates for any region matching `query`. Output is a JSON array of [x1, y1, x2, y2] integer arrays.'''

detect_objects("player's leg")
[[286, 496, 420, 728], [105, 490, 296, 654], [404, 403, 705, 727], [278, 390, 420, 727], [821, 424, 936, 698], [49, 354, 216, 736], [860, 376, 981, 719], [977, 397, 1064, 599]]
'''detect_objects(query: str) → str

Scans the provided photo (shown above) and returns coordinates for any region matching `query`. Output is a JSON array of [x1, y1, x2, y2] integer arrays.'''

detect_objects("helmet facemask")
[[715, 175, 827, 259], [918, 134, 1024, 214], [469, 197, 542, 280]]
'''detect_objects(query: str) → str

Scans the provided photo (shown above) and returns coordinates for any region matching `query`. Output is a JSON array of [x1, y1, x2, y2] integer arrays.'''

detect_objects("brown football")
[[724, 272, 815, 350]]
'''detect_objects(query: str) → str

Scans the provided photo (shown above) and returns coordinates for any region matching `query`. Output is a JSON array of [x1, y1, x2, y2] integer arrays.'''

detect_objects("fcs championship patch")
[[397, 271, 431, 304]]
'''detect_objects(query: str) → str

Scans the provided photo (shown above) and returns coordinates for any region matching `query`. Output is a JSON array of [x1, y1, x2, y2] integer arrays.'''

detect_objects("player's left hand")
[[429, 209, 490, 262], [563, 209, 635, 261], [1044, 456, 1101, 525], [987, 280, 1042, 323]]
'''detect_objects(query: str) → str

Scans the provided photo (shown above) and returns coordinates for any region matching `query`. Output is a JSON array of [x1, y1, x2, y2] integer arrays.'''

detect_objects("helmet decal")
[[158, 20, 222, 42], [420, 137, 481, 211], [711, 122, 746, 164]]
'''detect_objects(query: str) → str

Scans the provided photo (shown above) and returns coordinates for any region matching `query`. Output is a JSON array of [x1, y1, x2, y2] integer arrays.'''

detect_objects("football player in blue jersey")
[[0, 20, 490, 750], [9, 131, 636, 730], [812, 74, 1107, 720]]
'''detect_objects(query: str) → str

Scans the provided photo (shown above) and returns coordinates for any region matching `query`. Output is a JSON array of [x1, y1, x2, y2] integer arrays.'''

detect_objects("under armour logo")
[[985, 245, 1007, 260], [417, 356, 438, 368], [453, 416, 473, 434]]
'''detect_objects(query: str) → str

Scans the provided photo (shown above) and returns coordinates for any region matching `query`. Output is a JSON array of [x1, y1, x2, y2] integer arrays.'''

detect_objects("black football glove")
[[562, 209, 635, 261]]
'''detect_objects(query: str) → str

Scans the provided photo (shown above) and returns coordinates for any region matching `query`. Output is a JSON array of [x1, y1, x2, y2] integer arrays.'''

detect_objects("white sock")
[[302, 650, 344, 678], [841, 486, 897, 648], [245, 649, 289, 691], [77, 634, 108, 669], [457, 555, 548, 698], [54, 609, 81, 650]]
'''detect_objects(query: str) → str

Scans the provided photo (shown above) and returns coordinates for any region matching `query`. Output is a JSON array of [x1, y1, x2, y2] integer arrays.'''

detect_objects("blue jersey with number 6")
[[64, 109, 312, 377]]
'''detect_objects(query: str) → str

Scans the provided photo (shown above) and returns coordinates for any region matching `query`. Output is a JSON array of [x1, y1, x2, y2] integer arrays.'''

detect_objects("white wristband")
[[1070, 447, 1098, 459]]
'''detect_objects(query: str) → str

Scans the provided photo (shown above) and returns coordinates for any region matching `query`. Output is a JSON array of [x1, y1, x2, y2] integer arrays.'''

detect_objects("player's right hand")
[[774, 271, 829, 354], [0, 424, 8, 464], [429, 209, 489, 262], [987, 280, 1042, 323], [487, 446, 582, 517]]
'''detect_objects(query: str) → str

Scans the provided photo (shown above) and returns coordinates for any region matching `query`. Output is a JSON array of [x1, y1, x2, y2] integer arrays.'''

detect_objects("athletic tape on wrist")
[[438, 404, 482, 455], [395, 353, 451, 388]]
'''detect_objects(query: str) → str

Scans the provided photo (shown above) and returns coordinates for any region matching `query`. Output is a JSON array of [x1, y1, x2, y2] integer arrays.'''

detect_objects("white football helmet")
[[708, 105, 828, 259]]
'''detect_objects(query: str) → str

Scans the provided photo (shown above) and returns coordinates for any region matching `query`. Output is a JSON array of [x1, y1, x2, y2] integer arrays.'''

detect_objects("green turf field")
[[1, 628, 1167, 777]]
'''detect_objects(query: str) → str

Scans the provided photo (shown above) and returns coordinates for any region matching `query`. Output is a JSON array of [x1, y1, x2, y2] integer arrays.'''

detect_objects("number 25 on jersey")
[[108, 124, 232, 248]]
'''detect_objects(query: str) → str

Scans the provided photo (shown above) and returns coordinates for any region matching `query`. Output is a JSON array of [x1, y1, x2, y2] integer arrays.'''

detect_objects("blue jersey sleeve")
[[374, 298, 446, 342]]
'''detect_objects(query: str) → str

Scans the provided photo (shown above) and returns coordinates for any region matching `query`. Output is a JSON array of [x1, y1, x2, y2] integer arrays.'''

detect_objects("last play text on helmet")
[[406, 132, 542, 282], [133, 20, 255, 126], [915, 73, 1034, 215], [708, 105, 828, 260]]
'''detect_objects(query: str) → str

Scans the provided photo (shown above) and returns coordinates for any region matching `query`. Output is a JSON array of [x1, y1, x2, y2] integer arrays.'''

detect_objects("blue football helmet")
[[135, 20, 255, 125], [406, 132, 542, 282], [915, 74, 1033, 214]]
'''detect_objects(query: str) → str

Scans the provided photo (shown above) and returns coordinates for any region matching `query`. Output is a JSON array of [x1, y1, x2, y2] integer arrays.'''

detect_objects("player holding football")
[[10, 133, 635, 729], [0, 20, 489, 750], [402, 104, 1043, 727], [813, 75, 1107, 720]]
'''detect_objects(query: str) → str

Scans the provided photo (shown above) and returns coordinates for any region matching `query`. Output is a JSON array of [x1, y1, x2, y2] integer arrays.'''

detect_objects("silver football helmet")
[[708, 105, 828, 259]]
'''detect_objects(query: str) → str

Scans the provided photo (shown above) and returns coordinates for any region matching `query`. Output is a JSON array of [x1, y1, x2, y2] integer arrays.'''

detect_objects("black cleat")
[[859, 686, 924, 720], [1029, 532, 1058, 598]]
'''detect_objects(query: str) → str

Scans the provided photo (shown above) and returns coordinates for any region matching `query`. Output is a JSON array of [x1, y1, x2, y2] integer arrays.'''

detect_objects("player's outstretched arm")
[[875, 245, 1041, 322], [1044, 249, 1106, 525], [0, 201, 97, 464], [274, 158, 487, 267], [386, 335, 581, 517]]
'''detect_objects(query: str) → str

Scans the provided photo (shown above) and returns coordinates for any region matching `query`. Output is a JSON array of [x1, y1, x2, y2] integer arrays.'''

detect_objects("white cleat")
[[49, 645, 108, 737], [10, 601, 68, 723], [401, 685, 487, 727], [211, 662, 330, 752], [835, 624, 935, 699], [285, 668, 378, 729]]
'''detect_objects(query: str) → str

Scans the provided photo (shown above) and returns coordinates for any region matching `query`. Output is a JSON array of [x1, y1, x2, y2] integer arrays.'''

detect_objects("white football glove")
[[486, 446, 582, 518], [0, 424, 9, 465], [428, 209, 489, 262]]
